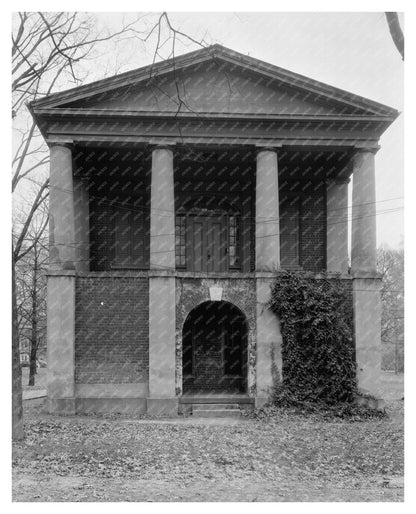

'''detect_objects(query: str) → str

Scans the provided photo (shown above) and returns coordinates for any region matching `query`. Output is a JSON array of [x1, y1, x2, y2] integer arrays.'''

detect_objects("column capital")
[[255, 143, 282, 155], [149, 142, 176, 152], [353, 144, 380, 155], [49, 142, 74, 150]]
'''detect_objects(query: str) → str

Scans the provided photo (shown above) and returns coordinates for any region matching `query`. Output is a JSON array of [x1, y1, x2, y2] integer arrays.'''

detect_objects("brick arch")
[[182, 299, 249, 335], [175, 278, 257, 397], [181, 300, 250, 395], [177, 294, 254, 335]]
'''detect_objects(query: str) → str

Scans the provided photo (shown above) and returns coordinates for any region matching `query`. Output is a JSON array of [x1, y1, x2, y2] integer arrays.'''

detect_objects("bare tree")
[[12, 11, 207, 440], [15, 207, 48, 387], [377, 245, 404, 372], [12, 11, 146, 441]]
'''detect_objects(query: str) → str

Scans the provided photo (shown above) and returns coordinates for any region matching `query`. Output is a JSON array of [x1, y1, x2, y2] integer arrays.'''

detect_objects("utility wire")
[[22, 175, 404, 219]]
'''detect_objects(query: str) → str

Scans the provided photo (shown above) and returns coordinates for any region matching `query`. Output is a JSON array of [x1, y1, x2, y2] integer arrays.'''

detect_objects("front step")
[[178, 396, 254, 416], [191, 403, 241, 418], [192, 403, 239, 411], [192, 408, 242, 418]]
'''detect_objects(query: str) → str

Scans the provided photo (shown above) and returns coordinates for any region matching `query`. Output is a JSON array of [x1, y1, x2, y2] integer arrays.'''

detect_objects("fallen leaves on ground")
[[12, 400, 403, 487]]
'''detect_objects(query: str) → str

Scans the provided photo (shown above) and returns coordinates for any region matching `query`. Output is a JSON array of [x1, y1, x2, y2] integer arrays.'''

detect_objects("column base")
[[47, 398, 76, 415], [256, 278, 283, 400], [76, 398, 146, 415], [254, 396, 269, 409], [353, 277, 382, 398], [147, 397, 178, 416], [355, 392, 386, 412]]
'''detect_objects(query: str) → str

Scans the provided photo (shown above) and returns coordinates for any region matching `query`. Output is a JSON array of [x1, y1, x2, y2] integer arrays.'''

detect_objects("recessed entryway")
[[182, 301, 248, 394]]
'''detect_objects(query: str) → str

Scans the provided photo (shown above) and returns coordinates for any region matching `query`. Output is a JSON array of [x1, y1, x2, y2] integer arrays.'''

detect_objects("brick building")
[[29, 45, 398, 415]]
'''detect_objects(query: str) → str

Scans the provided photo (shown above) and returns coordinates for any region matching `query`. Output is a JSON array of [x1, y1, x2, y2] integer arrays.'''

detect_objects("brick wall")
[[75, 276, 149, 384], [74, 146, 151, 272], [278, 181, 326, 272], [89, 198, 115, 271], [89, 195, 151, 272], [300, 180, 327, 272]]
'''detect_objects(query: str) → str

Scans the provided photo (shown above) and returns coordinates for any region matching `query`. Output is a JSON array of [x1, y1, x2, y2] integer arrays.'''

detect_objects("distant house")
[[29, 45, 398, 415]]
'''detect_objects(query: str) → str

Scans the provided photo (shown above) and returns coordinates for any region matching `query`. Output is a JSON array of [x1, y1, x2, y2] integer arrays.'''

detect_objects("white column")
[[150, 147, 175, 270], [351, 148, 382, 399], [255, 148, 281, 406], [148, 146, 177, 415], [353, 277, 382, 398], [256, 148, 280, 271], [326, 178, 349, 273], [47, 275, 76, 414], [47, 144, 76, 414], [351, 149, 377, 274], [256, 278, 283, 407], [49, 144, 76, 270]]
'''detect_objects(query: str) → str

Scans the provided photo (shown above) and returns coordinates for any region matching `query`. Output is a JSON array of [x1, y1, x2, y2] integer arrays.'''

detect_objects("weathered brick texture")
[[75, 276, 149, 384], [74, 147, 151, 272], [300, 179, 327, 272]]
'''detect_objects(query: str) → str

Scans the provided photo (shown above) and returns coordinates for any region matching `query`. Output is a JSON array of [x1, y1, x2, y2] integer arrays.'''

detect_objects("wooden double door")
[[188, 216, 228, 272]]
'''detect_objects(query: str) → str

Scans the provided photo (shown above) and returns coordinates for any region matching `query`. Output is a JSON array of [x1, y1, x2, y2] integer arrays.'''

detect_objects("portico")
[[29, 44, 398, 414]]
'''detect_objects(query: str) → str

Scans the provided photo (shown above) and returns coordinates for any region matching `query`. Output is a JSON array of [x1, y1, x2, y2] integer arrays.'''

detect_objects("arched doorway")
[[182, 301, 248, 394]]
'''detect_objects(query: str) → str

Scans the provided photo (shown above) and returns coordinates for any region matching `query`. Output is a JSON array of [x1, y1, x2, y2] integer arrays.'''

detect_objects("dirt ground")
[[12, 373, 404, 502], [13, 473, 403, 502]]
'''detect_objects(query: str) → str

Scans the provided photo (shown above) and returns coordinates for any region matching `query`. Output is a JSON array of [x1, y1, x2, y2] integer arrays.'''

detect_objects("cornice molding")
[[31, 107, 397, 123], [354, 144, 381, 155]]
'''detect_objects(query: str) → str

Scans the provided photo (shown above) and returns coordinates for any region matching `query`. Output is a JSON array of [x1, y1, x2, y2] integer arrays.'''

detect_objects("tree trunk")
[[12, 253, 24, 440], [28, 247, 38, 387], [28, 346, 37, 386]]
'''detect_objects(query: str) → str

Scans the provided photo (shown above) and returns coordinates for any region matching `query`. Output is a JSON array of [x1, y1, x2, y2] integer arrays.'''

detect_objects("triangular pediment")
[[30, 45, 398, 120], [58, 62, 365, 116]]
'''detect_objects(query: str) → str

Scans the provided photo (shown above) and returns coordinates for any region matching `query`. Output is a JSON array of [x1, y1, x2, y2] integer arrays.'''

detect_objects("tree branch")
[[385, 12, 404, 60]]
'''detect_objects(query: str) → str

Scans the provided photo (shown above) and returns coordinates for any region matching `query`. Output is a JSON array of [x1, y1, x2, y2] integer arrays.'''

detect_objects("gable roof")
[[29, 44, 398, 119]]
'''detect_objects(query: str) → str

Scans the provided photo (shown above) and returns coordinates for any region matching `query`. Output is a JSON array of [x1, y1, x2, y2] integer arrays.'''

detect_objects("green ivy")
[[268, 271, 356, 406]]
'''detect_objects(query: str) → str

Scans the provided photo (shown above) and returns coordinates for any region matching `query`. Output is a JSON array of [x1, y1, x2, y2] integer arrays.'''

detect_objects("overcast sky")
[[96, 11, 404, 248]]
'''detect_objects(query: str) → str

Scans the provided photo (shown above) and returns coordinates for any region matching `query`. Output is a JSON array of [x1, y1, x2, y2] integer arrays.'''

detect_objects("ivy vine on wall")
[[268, 272, 356, 406]]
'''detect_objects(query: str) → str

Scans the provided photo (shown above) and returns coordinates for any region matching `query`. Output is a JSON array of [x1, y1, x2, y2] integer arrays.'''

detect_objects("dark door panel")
[[182, 302, 247, 394], [188, 216, 227, 272]]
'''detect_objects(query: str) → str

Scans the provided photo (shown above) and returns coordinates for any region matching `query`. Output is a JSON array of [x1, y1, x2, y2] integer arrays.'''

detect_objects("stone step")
[[192, 409, 242, 418], [180, 396, 254, 405], [192, 403, 239, 411]]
